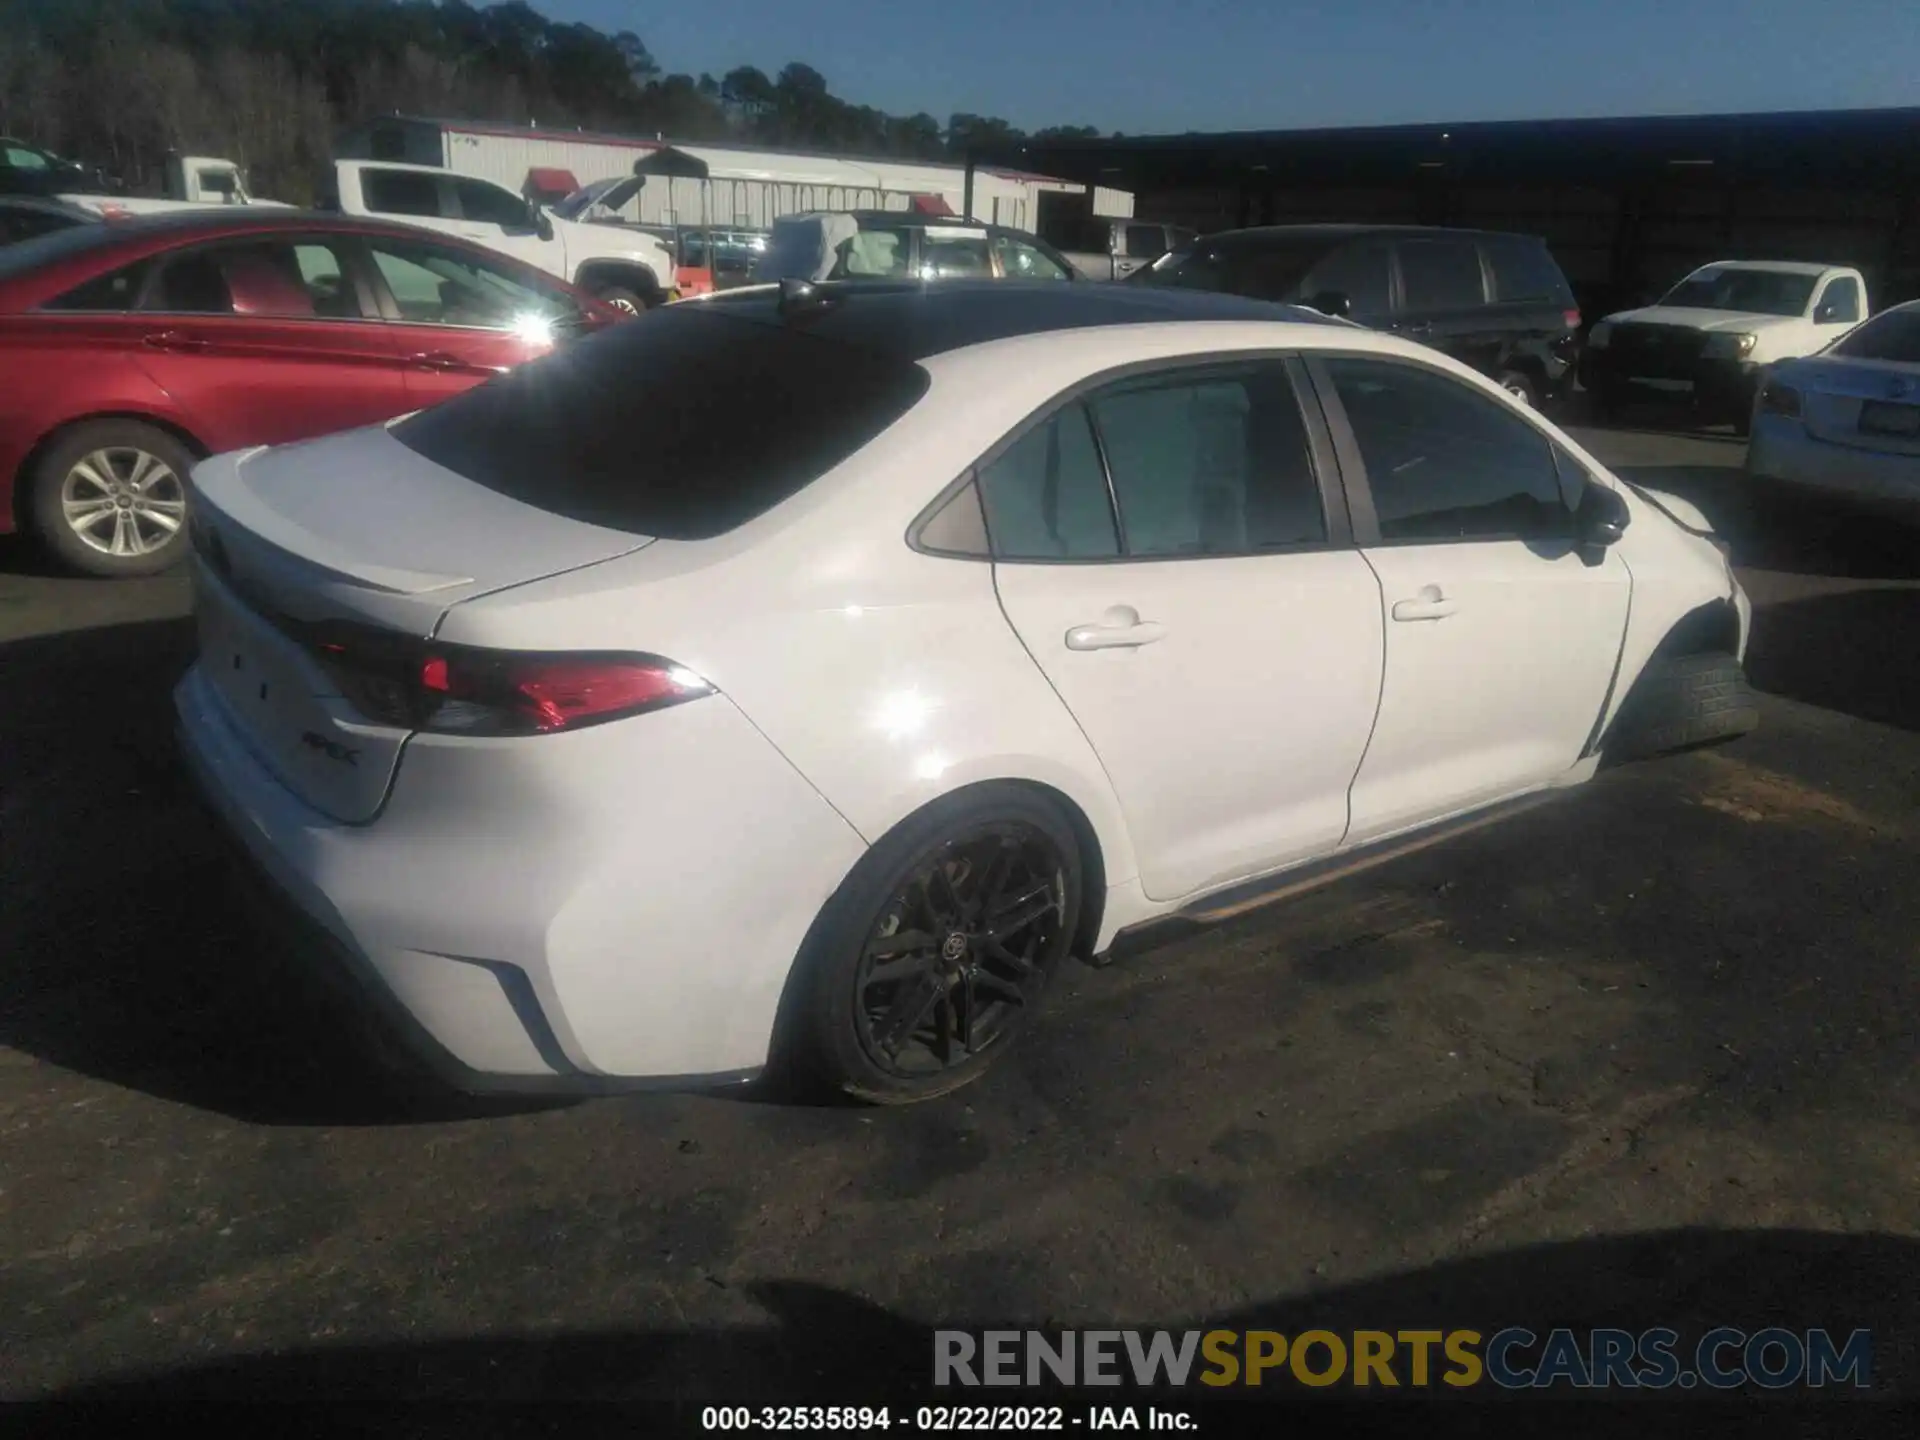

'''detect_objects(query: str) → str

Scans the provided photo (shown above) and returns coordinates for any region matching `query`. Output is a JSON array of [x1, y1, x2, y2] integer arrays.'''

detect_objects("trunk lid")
[[187, 423, 653, 822], [1787, 356, 1920, 454]]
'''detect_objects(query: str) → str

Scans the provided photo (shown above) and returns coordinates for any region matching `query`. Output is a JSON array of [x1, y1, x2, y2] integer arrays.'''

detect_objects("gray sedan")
[[1746, 300, 1920, 518]]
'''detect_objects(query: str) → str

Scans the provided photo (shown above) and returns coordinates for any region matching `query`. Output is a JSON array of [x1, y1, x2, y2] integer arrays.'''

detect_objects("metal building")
[[335, 116, 1113, 234], [965, 107, 1920, 315]]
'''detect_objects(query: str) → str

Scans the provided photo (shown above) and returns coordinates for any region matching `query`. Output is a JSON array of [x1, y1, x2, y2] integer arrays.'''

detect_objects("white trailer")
[[335, 116, 1121, 235]]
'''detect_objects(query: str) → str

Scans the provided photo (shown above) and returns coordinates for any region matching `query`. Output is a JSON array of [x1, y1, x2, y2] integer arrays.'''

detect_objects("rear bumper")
[[174, 662, 867, 1091], [1746, 414, 1920, 515]]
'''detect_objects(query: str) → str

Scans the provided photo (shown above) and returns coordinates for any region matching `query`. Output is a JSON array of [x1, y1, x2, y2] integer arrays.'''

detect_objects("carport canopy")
[[631, 146, 712, 181]]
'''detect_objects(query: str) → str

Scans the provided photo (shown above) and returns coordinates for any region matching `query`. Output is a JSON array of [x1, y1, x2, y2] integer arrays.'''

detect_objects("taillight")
[[1564, 308, 1582, 329], [308, 623, 712, 736], [1758, 379, 1803, 419]]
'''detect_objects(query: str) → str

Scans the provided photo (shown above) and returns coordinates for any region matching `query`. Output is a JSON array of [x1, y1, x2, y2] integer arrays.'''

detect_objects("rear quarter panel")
[[0, 317, 192, 530]]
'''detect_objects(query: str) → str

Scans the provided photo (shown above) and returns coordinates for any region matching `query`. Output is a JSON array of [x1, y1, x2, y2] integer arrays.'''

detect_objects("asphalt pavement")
[[2, 418, 1917, 1407]]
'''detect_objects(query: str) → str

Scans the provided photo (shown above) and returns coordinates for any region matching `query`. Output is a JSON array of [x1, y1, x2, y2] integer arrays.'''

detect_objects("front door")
[[359, 235, 593, 408], [986, 357, 1385, 903], [125, 235, 409, 450], [1311, 354, 1630, 844]]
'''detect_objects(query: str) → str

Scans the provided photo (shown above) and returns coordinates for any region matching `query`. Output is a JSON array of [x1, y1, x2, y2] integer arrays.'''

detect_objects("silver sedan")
[[1746, 300, 1920, 518]]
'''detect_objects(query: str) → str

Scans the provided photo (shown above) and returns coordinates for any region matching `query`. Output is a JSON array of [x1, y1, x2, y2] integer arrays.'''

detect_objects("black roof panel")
[[690, 279, 1341, 361]]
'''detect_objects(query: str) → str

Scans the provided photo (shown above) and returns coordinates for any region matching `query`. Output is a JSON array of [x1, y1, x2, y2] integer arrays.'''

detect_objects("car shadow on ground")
[[0, 617, 576, 1126], [15, 1228, 1911, 1407]]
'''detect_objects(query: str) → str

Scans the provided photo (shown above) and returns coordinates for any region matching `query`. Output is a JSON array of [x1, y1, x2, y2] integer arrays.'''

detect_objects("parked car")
[[174, 279, 1753, 1106], [1048, 214, 1198, 282], [0, 195, 102, 246], [327, 159, 676, 313], [0, 209, 618, 577], [1745, 298, 1920, 519], [1133, 224, 1583, 408], [1, 136, 116, 197], [753, 212, 1080, 284], [1582, 261, 1869, 433], [59, 154, 291, 218]]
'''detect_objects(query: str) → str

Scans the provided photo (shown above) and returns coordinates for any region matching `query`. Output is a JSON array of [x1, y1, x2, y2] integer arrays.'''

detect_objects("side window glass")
[[1301, 242, 1392, 315], [977, 404, 1119, 560], [144, 250, 235, 314], [1124, 224, 1168, 260], [367, 239, 585, 329], [360, 168, 444, 218], [920, 231, 993, 279], [1325, 357, 1572, 543], [833, 227, 911, 278], [1397, 239, 1485, 313], [1818, 277, 1861, 324], [454, 177, 533, 229], [1088, 363, 1326, 557], [44, 259, 152, 312], [991, 234, 1072, 280]]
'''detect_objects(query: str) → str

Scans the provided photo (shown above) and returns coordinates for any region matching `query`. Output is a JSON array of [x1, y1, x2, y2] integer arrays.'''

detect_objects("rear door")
[[358, 233, 596, 407], [1392, 235, 1500, 374], [125, 234, 409, 450], [1310, 353, 1629, 843], [985, 356, 1385, 902]]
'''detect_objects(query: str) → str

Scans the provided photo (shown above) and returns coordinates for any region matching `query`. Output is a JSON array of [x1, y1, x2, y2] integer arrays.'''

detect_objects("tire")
[[28, 419, 195, 578], [779, 785, 1084, 1105], [1496, 370, 1539, 408], [590, 284, 648, 316], [1608, 651, 1758, 761]]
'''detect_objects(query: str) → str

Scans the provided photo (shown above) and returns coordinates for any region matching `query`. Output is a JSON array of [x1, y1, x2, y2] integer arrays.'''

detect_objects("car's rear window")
[[1829, 307, 1920, 363], [390, 304, 932, 540], [1485, 236, 1574, 306]]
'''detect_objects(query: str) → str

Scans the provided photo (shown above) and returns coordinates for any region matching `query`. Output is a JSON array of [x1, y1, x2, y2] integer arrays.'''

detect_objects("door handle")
[[143, 330, 210, 353], [406, 351, 466, 371], [1391, 585, 1457, 622], [1396, 320, 1433, 337], [1065, 606, 1167, 650]]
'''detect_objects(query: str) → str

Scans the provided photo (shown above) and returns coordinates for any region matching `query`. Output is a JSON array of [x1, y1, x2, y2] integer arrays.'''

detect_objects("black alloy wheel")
[[854, 822, 1066, 1079], [781, 787, 1082, 1104]]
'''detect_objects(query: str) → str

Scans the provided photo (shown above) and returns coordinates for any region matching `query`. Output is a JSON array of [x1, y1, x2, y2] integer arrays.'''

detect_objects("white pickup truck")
[[329, 159, 675, 313], [1581, 260, 1868, 433], [59, 154, 291, 217]]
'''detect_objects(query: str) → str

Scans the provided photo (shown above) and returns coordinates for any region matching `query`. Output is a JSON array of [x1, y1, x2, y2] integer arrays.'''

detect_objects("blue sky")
[[556, 0, 1920, 134]]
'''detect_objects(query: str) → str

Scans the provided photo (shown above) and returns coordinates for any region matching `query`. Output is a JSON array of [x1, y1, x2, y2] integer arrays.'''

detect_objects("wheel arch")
[[1652, 598, 1743, 659], [572, 259, 668, 303], [12, 410, 207, 532]]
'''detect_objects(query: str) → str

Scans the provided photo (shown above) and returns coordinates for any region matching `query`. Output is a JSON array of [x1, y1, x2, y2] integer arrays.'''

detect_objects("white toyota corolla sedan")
[[175, 280, 1755, 1105]]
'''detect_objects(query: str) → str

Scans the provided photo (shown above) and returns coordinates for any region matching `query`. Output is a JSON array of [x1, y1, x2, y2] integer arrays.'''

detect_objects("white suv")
[[331, 160, 675, 313]]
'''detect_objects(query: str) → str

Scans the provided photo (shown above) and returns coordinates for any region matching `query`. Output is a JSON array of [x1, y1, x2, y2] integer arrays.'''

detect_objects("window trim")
[[906, 349, 1353, 565], [1304, 349, 1585, 549]]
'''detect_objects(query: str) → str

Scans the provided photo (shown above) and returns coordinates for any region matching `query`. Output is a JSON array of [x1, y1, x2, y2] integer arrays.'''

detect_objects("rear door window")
[[389, 306, 931, 539], [360, 168, 445, 218], [920, 229, 994, 278], [1397, 237, 1486, 314], [1301, 241, 1393, 316]]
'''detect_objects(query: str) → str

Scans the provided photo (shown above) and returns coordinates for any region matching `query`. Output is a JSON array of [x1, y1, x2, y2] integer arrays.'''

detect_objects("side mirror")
[[1575, 482, 1630, 554], [1309, 289, 1352, 318]]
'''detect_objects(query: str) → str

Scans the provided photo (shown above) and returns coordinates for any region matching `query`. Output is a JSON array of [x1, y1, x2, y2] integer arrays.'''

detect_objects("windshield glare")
[[1829, 307, 1920, 363], [1659, 267, 1817, 317]]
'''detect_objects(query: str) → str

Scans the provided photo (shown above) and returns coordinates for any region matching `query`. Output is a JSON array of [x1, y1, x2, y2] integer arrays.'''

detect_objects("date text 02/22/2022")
[[701, 1405, 1194, 1431]]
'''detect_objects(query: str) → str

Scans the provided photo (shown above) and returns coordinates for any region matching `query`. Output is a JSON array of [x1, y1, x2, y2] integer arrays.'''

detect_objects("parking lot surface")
[[3, 422, 1917, 1402]]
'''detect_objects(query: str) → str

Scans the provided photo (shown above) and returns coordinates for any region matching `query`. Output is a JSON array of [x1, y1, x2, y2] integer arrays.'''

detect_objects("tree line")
[[0, 0, 1111, 205]]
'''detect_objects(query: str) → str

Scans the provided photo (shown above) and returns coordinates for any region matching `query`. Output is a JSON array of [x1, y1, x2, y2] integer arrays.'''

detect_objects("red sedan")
[[0, 209, 619, 577]]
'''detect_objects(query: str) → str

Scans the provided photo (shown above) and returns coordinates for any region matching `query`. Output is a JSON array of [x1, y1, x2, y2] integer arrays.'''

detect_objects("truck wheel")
[[29, 419, 195, 578], [592, 284, 647, 316]]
